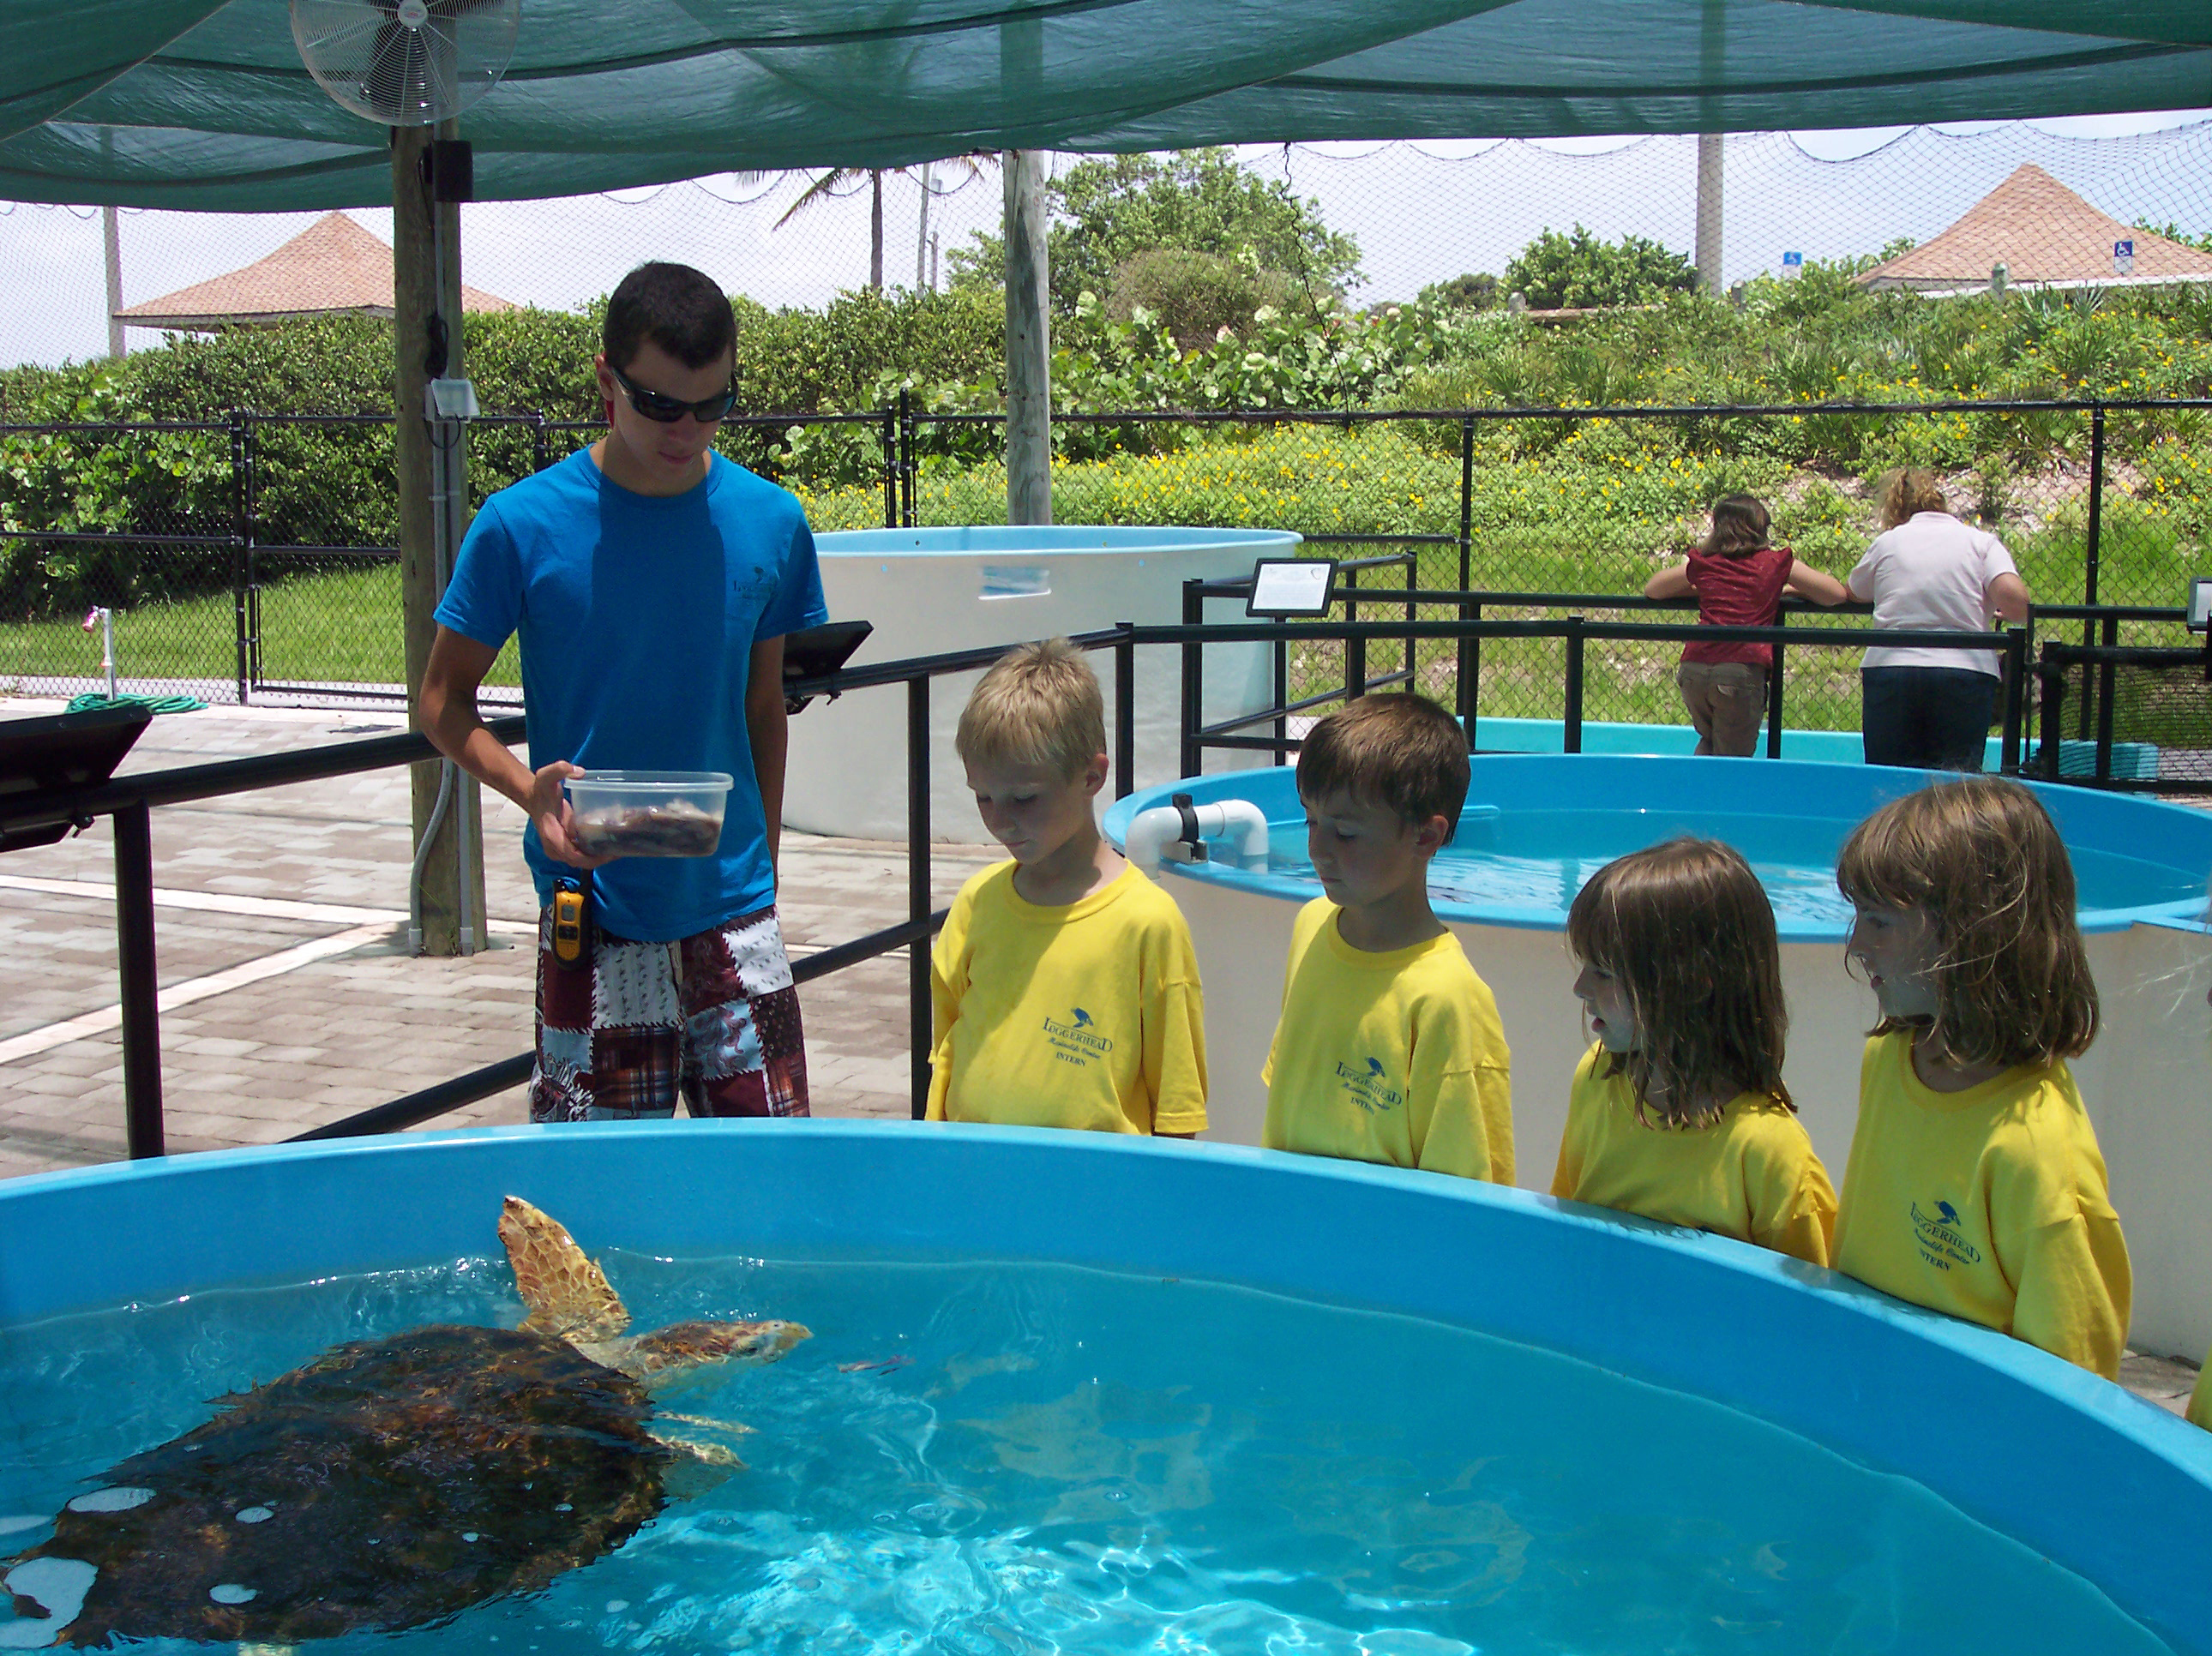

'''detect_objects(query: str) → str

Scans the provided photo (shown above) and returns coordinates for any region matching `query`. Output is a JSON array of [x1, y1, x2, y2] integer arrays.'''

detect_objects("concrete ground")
[[0, 698, 2197, 1419]]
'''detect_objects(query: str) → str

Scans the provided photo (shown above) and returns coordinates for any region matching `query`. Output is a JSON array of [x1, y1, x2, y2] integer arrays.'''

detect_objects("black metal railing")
[[9, 600, 2146, 1167]]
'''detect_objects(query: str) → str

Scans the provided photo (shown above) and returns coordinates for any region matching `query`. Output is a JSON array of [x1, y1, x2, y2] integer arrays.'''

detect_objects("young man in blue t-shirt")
[[421, 262, 827, 1122]]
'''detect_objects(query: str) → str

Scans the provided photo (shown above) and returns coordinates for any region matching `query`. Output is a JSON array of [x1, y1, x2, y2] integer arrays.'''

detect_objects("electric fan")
[[289, 0, 519, 127]]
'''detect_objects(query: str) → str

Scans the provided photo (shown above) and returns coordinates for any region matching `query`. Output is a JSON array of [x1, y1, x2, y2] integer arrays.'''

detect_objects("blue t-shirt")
[[436, 447, 826, 942]]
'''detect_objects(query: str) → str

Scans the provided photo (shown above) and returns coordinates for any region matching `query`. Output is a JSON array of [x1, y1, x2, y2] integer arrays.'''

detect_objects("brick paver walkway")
[[0, 699, 993, 1178]]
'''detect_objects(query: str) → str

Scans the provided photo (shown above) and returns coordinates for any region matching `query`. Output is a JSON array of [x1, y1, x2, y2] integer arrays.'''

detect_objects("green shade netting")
[[2, 0, 2209, 209]]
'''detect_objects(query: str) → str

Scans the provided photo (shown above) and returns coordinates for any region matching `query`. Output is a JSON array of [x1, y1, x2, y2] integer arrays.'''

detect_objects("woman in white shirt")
[[1848, 469, 2031, 771]]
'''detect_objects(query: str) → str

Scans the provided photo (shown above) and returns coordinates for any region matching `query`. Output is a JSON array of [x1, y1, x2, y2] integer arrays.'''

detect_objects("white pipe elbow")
[[1124, 798, 1271, 868]]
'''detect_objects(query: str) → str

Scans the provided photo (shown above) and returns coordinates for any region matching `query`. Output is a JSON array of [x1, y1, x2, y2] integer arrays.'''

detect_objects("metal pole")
[[1180, 579, 1203, 779], [907, 675, 931, 1119], [2035, 644, 2064, 780], [1563, 616, 1585, 753], [2080, 405, 2103, 741], [231, 412, 251, 705], [114, 802, 165, 1158], [103, 207, 127, 360], [1344, 566, 1365, 703], [1465, 600, 1482, 752], [1765, 608, 1785, 759], [1114, 624, 1135, 797], [1999, 627, 2026, 773], [1458, 416, 1475, 732], [881, 405, 899, 528]]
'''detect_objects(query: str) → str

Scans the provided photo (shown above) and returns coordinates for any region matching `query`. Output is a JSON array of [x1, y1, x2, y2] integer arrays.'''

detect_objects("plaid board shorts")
[[531, 903, 810, 1123]]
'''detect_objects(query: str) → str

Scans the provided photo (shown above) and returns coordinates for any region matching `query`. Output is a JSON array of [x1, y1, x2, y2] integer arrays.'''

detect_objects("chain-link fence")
[[3, 397, 2205, 716]]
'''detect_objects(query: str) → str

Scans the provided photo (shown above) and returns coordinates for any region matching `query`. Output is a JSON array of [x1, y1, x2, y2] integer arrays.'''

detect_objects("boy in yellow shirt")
[[1262, 693, 1512, 1181], [928, 639, 1207, 1136], [1831, 777, 2130, 1377]]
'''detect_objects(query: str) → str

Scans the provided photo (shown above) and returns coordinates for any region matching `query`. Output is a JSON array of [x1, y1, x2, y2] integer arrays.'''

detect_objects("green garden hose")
[[66, 691, 207, 717]]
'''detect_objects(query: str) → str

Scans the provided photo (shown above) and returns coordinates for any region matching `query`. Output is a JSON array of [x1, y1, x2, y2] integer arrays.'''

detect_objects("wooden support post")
[[394, 122, 487, 956], [1003, 148, 1052, 526]]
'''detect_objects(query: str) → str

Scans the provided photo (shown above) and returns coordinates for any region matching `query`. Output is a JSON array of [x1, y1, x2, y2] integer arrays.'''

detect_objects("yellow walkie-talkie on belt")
[[551, 876, 591, 969]]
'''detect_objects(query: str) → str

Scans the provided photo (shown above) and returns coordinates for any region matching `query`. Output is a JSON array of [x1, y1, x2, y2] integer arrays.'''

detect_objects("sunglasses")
[[607, 360, 738, 425]]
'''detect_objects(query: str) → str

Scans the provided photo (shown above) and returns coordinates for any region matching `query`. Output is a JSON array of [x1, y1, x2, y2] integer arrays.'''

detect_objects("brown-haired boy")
[[928, 639, 1208, 1137], [1262, 693, 1513, 1181]]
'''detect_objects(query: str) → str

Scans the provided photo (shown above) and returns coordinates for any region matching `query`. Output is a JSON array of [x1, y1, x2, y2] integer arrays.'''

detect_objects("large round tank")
[[0, 1124, 2205, 1653], [1105, 756, 2212, 1359], [784, 526, 1294, 840]]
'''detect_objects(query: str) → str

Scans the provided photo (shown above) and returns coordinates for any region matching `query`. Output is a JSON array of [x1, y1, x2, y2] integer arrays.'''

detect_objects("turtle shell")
[[9, 1323, 671, 1647]]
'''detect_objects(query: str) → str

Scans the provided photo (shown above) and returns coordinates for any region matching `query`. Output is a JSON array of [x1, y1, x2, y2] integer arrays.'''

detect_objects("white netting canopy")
[[3, 1, 2209, 208]]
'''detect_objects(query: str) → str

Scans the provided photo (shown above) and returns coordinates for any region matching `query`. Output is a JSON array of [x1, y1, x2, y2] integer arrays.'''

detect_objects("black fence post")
[[898, 387, 918, 529], [1563, 615, 1585, 753], [1999, 627, 2027, 773], [1464, 600, 1482, 752], [1765, 608, 1786, 759], [1343, 565, 1365, 703], [1273, 619, 1289, 760], [907, 674, 930, 1119], [1180, 579, 1204, 779], [2035, 643, 2065, 780], [1113, 623, 1135, 798], [1402, 549, 1417, 697], [1457, 416, 1476, 738], [114, 802, 165, 1158], [2080, 404, 2104, 740], [2093, 618, 2119, 783], [881, 405, 898, 529], [530, 412, 550, 477], [230, 412, 255, 705]]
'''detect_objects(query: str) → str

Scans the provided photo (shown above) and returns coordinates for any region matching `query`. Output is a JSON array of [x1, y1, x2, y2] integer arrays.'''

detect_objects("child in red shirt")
[[1644, 495, 1848, 757]]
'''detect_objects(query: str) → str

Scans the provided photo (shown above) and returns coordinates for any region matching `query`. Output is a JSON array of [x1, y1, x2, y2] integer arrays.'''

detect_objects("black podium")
[[0, 703, 152, 853]]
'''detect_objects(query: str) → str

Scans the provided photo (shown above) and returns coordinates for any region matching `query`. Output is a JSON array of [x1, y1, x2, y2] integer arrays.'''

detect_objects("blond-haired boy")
[[928, 639, 1208, 1136], [1263, 693, 1513, 1181]]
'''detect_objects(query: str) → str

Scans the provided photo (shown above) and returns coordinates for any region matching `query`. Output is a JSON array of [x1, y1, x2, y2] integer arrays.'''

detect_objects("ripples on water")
[[0, 1256, 2172, 1653], [1263, 809, 2203, 927]]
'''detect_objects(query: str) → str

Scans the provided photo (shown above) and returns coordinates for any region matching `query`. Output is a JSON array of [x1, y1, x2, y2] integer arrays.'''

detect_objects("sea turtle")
[[2, 1197, 808, 1648]]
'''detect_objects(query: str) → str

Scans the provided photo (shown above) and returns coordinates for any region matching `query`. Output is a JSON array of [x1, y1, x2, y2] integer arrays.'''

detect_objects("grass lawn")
[[0, 561, 520, 693]]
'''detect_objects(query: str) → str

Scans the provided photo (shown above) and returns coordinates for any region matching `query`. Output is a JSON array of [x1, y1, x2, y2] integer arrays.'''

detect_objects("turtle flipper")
[[498, 1197, 630, 1342], [651, 1413, 753, 1498]]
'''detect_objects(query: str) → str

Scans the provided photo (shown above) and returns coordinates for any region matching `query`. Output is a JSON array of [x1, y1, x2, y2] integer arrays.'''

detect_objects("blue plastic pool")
[[1, 1125, 2207, 1653], [1106, 755, 2212, 940]]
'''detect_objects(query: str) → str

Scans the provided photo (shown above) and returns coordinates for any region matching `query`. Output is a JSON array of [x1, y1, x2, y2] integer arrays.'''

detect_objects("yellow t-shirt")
[[1832, 1030, 2131, 1378], [2187, 1347, 2210, 1433], [1260, 899, 1513, 1183], [1551, 1045, 1836, 1266], [927, 860, 1207, 1135]]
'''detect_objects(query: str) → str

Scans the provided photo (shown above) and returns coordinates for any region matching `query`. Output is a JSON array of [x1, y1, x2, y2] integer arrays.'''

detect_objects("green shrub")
[[1502, 226, 1700, 310]]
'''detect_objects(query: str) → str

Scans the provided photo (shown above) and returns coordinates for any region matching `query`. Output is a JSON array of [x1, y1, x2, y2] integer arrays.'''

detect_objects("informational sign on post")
[[1247, 558, 1337, 618], [1782, 251, 1803, 279], [2114, 239, 2135, 276]]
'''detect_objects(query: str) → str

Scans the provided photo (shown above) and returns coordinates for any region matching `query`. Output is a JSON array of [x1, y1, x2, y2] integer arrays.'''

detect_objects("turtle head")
[[614, 1318, 813, 1383]]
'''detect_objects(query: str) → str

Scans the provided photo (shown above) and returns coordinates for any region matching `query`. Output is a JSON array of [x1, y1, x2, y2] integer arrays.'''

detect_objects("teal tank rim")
[[1103, 755, 2212, 941], [813, 525, 1301, 557], [1, 1122, 2206, 1653]]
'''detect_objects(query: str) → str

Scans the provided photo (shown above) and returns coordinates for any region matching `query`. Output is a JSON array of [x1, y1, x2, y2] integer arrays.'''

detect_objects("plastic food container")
[[563, 771, 732, 858]]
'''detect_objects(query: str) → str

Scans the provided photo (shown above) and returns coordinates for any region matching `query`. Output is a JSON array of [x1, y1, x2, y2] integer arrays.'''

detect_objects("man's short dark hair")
[[602, 262, 735, 373]]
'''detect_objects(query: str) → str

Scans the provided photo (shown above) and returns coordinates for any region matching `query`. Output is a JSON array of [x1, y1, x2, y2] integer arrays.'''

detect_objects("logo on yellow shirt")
[[1042, 1006, 1113, 1067], [1333, 1055, 1402, 1113], [1909, 1198, 1983, 1271]]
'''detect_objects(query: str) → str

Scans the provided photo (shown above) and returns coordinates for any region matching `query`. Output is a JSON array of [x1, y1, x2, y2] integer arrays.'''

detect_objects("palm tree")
[[773, 157, 998, 295]]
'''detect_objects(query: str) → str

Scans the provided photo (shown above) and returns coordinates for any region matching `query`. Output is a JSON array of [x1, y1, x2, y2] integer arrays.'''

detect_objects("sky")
[[2, 110, 2208, 372]]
